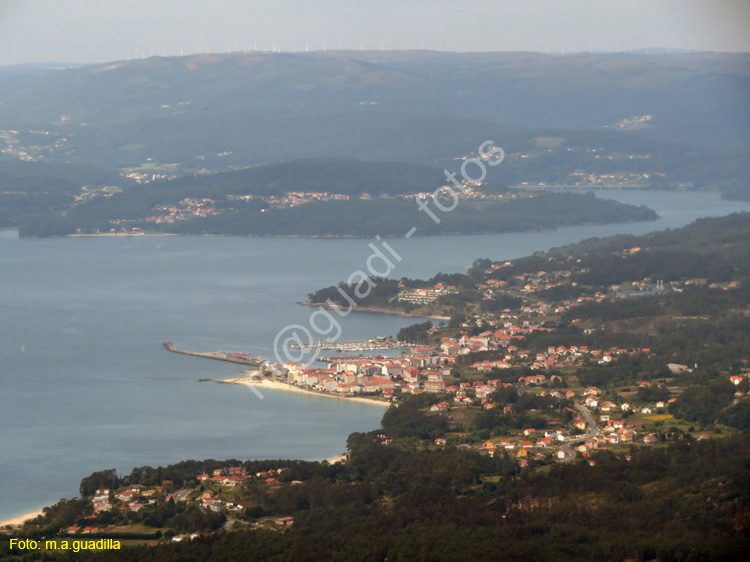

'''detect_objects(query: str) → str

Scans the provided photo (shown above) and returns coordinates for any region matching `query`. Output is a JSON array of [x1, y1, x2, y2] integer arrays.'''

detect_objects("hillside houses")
[[271, 330, 653, 404], [397, 284, 458, 304]]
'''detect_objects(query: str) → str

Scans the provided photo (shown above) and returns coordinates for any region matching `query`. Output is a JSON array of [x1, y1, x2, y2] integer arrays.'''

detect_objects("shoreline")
[[12, 192, 669, 241], [20, 224, 649, 240], [226, 375, 390, 408], [0, 509, 43, 529]]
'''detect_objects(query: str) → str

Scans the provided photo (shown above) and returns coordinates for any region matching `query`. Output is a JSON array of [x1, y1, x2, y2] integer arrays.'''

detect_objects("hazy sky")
[[0, 0, 748, 66]]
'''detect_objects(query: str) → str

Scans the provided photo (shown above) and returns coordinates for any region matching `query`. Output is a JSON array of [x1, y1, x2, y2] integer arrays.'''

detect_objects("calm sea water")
[[1, 190, 748, 520]]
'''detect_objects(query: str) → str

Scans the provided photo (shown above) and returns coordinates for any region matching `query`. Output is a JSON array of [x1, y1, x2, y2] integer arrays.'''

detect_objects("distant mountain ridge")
[[0, 51, 747, 173]]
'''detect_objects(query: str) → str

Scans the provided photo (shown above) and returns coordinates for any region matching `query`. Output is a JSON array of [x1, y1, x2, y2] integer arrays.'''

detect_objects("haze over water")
[[1, 190, 748, 520]]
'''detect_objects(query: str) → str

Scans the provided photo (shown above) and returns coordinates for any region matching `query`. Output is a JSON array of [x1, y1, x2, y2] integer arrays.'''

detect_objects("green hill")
[[15, 158, 659, 237], [0, 160, 130, 229], [161, 158, 447, 197]]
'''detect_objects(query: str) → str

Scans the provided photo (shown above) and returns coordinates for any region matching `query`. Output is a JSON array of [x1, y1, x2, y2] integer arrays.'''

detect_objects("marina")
[[289, 337, 415, 352]]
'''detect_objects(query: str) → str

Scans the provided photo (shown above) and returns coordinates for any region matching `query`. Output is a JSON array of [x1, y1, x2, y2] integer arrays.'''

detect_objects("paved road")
[[573, 404, 601, 443], [559, 404, 600, 462], [173, 489, 192, 502]]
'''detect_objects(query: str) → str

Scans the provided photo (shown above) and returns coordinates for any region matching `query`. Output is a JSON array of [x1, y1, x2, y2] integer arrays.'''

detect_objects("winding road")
[[559, 404, 600, 462]]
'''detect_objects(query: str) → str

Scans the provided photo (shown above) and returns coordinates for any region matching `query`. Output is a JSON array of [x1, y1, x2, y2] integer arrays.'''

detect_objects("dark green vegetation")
[[488, 212, 750, 294], [206, 193, 655, 237], [3, 431, 749, 560], [18, 171, 658, 237], [0, 161, 129, 230], [545, 211, 750, 275], [313, 212, 748, 313], [159, 158, 447, 198], [396, 321, 433, 344], [13, 157, 440, 236]]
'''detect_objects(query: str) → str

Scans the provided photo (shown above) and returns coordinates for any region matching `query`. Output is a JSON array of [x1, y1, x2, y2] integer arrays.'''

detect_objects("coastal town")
[[189, 233, 749, 472], [1, 122, 676, 239], [5, 329, 745, 546], [253, 338, 747, 463]]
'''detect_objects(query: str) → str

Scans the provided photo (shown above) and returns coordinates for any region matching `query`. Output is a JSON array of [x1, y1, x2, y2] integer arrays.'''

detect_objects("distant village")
[[1, 122, 675, 235]]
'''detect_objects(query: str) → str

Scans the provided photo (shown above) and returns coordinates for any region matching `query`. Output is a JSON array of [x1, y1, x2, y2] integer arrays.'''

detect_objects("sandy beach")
[[322, 453, 348, 464], [226, 375, 390, 408], [0, 510, 43, 528]]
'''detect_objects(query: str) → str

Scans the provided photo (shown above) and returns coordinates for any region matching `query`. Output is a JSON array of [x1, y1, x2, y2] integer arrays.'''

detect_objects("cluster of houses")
[[446, 321, 652, 368], [582, 387, 672, 447], [63, 465, 293, 533], [476, 255, 742, 320], [274, 336, 657, 400], [559, 170, 653, 188], [112, 182, 528, 233], [471, 255, 736, 322], [196, 466, 287, 488], [73, 185, 123, 204], [280, 350, 448, 397], [424, 380, 694, 466], [260, 191, 350, 208], [121, 170, 175, 183], [469, 342, 651, 371], [92, 489, 115, 513], [396, 283, 458, 305], [281, 348, 562, 398], [147, 197, 221, 224], [473, 427, 574, 455], [0, 128, 36, 161], [582, 384, 675, 415], [60, 484, 165, 532], [192, 489, 236, 513], [616, 114, 653, 129], [479, 268, 586, 299], [429, 411, 662, 467]]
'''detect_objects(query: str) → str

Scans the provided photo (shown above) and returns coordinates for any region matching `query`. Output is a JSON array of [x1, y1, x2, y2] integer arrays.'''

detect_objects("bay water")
[[1, 190, 748, 520]]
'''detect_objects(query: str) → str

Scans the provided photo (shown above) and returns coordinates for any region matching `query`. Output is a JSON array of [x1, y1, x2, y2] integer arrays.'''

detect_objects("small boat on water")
[[21, 345, 26, 353]]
